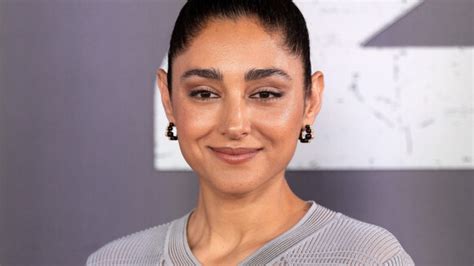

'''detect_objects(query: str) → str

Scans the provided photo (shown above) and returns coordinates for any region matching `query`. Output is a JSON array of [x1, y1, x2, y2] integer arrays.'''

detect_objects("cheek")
[[173, 98, 219, 138], [251, 99, 303, 141]]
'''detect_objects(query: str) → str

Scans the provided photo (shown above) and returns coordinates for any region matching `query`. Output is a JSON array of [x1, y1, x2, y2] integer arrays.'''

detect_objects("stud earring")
[[299, 124, 313, 143], [166, 122, 178, 140]]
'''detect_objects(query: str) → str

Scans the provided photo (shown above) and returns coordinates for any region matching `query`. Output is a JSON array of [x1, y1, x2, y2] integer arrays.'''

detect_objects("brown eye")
[[199, 91, 211, 98], [189, 89, 219, 101], [250, 90, 283, 101]]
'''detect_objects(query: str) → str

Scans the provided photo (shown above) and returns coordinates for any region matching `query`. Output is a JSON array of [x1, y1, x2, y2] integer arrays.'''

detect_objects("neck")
[[186, 173, 309, 257]]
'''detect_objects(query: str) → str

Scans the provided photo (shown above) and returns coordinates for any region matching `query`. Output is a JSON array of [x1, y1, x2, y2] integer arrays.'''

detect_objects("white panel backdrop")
[[154, 0, 473, 170]]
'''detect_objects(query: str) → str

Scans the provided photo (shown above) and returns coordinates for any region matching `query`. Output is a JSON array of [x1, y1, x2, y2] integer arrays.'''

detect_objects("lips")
[[209, 146, 262, 164]]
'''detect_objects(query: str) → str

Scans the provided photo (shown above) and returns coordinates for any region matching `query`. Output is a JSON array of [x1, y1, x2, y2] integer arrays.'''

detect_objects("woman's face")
[[158, 17, 323, 195]]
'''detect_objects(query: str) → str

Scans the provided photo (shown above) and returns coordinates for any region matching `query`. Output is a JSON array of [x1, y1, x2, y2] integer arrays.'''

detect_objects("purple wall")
[[0, 1, 472, 265]]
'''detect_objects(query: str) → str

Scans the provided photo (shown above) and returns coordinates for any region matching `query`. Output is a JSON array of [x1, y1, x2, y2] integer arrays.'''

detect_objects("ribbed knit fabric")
[[87, 201, 414, 265]]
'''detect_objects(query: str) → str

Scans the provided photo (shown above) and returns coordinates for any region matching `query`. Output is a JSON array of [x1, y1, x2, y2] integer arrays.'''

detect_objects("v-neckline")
[[165, 200, 339, 265]]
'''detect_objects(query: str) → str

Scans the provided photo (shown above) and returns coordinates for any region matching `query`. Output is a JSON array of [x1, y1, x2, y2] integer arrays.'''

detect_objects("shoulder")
[[86, 222, 171, 265], [332, 214, 414, 265], [290, 212, 414, 265]]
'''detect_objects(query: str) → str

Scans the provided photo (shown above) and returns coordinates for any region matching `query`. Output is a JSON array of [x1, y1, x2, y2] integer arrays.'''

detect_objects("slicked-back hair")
[[167, 0, 312, 97]]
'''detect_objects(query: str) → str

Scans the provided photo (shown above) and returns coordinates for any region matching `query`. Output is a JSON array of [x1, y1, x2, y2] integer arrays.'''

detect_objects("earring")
[[299, 124, 313, 143], [166, 122, 178, 140]]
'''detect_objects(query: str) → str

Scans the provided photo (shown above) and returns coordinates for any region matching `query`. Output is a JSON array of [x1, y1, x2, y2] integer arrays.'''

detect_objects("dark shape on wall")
[[363, 1, 474, 47]]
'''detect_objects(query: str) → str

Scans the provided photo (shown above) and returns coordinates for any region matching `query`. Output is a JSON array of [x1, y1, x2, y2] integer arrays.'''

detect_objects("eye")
[[189, 89, 220, 101], [250, 90, 283, 100]]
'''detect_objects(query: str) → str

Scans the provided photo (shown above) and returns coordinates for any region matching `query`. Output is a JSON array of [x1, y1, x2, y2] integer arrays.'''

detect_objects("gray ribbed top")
[[87, 201, 414, 265]]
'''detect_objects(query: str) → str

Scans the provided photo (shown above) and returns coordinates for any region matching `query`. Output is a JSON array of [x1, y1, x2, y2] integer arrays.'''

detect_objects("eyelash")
[[251, 90, 283, 101], [189, 89, 219, 101], [189, 89, 283, 102]]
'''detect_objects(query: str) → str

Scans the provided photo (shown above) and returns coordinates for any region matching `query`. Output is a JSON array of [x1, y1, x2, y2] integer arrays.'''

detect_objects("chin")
[[201, 170, 281, 197]]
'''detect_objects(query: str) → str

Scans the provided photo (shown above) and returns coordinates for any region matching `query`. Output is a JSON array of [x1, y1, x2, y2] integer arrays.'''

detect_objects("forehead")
[[172, 17, 303, 78]]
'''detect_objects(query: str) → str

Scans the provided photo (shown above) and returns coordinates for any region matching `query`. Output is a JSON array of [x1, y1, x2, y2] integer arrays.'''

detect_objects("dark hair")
[[167, 0, 312, 97]]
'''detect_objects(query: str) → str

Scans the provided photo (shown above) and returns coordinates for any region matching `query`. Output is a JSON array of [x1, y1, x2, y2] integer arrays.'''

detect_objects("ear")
[[303, 71, 325, 125], [156, 68, 176, 123]]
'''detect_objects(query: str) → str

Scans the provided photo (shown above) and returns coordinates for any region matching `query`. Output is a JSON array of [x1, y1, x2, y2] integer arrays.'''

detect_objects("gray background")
[[0, 1, 472, 265]]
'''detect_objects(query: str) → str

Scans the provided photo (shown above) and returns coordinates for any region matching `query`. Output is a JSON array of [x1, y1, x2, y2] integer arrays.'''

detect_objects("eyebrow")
[[245, 68, 292, 82], [180, 67, 291, 82], [181, 68, 223, 81]]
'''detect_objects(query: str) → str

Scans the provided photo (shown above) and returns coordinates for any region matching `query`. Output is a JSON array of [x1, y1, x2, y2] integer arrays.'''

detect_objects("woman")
[[87, 1, 414, 265]]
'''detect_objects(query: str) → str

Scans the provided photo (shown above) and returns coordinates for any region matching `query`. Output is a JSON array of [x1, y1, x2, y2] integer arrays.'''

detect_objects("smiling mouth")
[[209, 147, 263, 164]]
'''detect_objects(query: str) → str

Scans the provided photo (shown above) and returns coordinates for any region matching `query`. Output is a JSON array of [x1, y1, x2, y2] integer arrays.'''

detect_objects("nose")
[[218, 96, 251, 140]]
